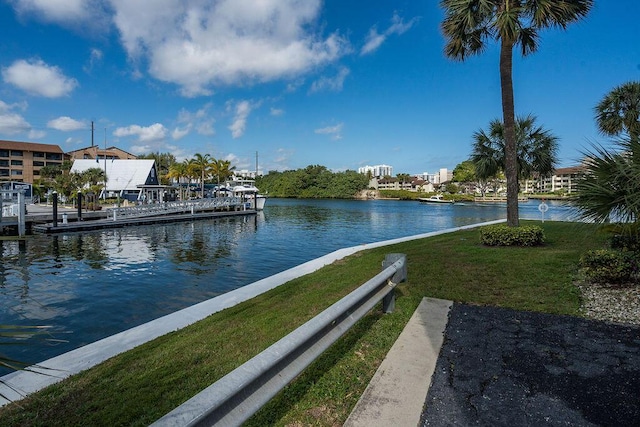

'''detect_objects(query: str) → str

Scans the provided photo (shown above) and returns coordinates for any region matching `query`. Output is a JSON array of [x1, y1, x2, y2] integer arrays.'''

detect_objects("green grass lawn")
[[0, 221, 608, 426]]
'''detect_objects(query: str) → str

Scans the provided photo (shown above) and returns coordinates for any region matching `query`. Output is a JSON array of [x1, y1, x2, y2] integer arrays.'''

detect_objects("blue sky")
[[0, 1, 638, 175]]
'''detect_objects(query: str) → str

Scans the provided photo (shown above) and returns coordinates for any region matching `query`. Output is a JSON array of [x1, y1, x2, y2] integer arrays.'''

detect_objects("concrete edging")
[[344, 297, 452, 427]]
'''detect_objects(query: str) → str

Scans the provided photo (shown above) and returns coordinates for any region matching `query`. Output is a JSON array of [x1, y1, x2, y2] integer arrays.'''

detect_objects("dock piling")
[[52, 192, 58, 227]]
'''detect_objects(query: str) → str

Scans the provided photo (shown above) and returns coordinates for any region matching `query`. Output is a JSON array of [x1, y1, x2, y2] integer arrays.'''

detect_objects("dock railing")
[[0, 189, 27, 236], [106, 197, 245, 221], [152, 253, 407, 427]]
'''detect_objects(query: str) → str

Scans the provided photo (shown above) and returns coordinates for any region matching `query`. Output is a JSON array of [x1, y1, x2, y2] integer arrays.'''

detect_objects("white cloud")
[[361, 12, 419, 55], [128, 144, 153, 155], [113, 123, 168, 143], [129, 141, 190, 160], [109, 0, 350, 96], [8, 0, 110, 32], [270, 148, 295, 171], [0, 112, 31, 135], [315, 122, 343, 140], [2, 59, 78, 98], [0, 100, 31, 135], [176, 103, 216, 138], [196, 121, 215, 136], [47, 116, 86, 131], [361, 28, 386, 55], [28, 129, 46, 139], [0, 100, 27, 113], [309, 67, 350, 93], [84, 48, 104, 73], [270, 107, 284, 116], [228, 100, 257, 139], [171, 126, 191, 140]]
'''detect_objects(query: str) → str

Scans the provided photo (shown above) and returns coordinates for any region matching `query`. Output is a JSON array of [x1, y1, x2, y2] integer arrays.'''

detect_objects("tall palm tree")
[[440, 0, 593, 226], [595, 81, 640, 143], [189, 153, 213, 198], [472, 115, 559, 189]]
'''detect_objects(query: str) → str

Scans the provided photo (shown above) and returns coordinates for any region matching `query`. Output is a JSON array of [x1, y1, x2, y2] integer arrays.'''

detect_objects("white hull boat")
[[225, 177, 267, 210], [418, 195, 454, 204]]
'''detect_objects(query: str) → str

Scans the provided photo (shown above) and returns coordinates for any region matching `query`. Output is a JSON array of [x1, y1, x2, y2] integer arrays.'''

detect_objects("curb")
[[344, 297, 452, 426]]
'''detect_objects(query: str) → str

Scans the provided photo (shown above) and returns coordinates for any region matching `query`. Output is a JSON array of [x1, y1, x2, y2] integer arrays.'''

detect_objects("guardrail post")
[[382, 253, 407, 313]]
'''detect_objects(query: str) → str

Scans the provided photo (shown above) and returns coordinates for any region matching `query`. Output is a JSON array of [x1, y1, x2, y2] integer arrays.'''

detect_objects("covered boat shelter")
[[71, 159, 172, 202]]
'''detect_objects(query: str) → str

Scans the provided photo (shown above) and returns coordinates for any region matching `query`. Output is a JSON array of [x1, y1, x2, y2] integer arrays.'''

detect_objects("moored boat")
[[224, 176, 267, 210]]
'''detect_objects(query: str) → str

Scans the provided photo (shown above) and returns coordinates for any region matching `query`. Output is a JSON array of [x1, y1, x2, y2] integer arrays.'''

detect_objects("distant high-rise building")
[[417, 168, 452, 185], [358, 164, 393, 178]]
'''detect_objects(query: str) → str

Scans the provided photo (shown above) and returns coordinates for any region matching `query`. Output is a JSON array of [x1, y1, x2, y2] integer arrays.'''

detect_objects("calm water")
[[0, 198, 576, 369]]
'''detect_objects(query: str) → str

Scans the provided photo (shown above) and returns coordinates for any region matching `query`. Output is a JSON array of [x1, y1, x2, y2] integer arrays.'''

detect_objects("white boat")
[[224, 177, 267, 210], [417, 195, 454, 204]]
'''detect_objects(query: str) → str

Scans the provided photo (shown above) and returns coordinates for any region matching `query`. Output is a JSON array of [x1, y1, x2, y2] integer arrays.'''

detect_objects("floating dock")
[[31, 209, 256, 234], [4, 198, 258, 235]]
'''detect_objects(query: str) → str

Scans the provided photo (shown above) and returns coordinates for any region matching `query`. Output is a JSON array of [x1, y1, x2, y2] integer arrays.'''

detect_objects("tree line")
[[255, 165, 369, 199]]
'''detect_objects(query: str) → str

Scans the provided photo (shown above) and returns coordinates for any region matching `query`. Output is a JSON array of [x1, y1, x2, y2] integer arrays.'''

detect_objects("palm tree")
[[211, 159, 235, 187], [440, 0, 593, 226], [573, 136, 640, 224], [167, 161, 189, 200], [189, 153, 213, 198], [595, 81, 640, 143], [472, 115, 559, 191], [81, 168, 106, 187], [575, 82, 640, 226]]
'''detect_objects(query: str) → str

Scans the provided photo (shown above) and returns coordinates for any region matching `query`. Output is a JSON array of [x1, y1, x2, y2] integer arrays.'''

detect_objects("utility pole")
[[103, 128, 107, 200], [91, 120, 94, 147]]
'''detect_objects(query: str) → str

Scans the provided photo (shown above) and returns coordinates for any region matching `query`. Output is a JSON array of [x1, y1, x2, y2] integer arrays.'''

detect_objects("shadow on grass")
[[245, 310, 383, 426]]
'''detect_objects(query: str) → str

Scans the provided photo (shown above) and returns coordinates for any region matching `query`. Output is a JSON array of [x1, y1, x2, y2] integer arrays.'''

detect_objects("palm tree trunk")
[[500, 37, 519, 227]]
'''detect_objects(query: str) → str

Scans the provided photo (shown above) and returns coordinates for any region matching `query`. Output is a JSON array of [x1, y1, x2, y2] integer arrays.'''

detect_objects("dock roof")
[[71, 159, 157, 192]]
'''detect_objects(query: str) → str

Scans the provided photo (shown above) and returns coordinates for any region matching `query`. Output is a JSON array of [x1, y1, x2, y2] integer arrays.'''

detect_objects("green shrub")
[[610, 233, 640, 252], [579, 249, 639, 284], [480, 225, 545, 247]]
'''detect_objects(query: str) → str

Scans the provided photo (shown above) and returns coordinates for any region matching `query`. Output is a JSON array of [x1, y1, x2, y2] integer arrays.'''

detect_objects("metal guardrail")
[[106, 197, 245, 220], [152, 253, 407, 427]]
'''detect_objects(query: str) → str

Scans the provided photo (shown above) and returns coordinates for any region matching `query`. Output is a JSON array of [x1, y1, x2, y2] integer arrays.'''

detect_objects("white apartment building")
[[523, 166, 585, 194], [235, 169, 263, 179], [358, 164, 393, 178], [418, 168, 452, 185]]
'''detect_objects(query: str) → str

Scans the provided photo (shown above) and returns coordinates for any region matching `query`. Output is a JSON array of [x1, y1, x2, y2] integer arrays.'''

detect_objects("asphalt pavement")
[[347, 299, 640, 427], [421, 303, 640, 426]]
